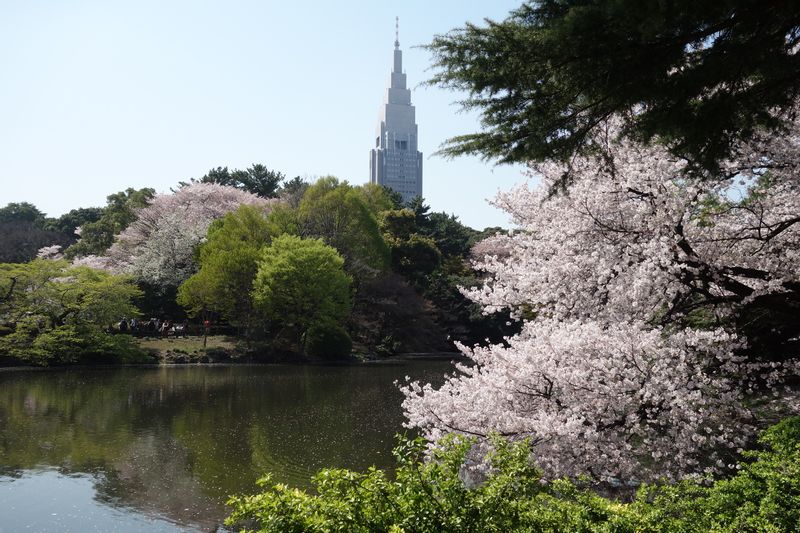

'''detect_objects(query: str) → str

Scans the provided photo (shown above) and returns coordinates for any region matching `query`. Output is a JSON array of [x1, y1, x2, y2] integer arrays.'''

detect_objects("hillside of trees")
[[0, 165, 516, 365]]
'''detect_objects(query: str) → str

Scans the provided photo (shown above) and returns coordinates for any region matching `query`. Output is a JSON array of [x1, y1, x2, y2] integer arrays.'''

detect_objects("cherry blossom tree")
[[36, 245, 64, 260], [106, 183, 275, 288], [402, 117, 800, 481]]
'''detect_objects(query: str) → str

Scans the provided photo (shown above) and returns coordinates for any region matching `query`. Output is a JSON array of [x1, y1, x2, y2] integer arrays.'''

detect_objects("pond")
[[0, 360, 456, 532]]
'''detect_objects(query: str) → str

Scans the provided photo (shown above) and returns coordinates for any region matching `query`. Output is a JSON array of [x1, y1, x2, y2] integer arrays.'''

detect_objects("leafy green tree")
[[296, 177, 389, 277], [265, 204, 301, 237], [251, 235, 352, 351], [388, 233, 442, 281], [354, 183, 401, 216], [404, 196, 431, 230], [424, 212, 477, 258], [381, 186, 404, 210], [46, 207, 104, 235], [197, 164, 286, 198], [278, 176, 309, 207], [195, 166, 231, 186], [377, 203, 514, 347], [64, 187, 155, 258], [0, 203, 71, 263], [233, 164, 284, 199], [303, 321, 353, 360], [0, 202, 46, 225], [380, 209, 417, 240], [0, 260, 144, 365], [427, 0, 800, 172], [177, 205, 271, 334], [379, 208, 442, 282]]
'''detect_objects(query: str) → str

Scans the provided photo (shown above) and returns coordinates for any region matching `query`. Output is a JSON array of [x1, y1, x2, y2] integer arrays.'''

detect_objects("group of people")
[[113, 317, 189, 337]]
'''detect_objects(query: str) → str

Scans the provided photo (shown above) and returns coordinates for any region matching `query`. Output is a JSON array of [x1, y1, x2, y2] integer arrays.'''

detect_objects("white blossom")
[[106, 183, 276, 288], [403, 116, 800, 481], [36, 245, 63, 260]]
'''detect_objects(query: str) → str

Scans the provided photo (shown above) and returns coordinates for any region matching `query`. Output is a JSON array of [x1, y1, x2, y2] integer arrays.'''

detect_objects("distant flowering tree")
[[71, 254, 116, 271], [402, 117, 800, 482], [468, 232, 514, 264], [36, 245, 64, 260], [106, 183, 275, 288]]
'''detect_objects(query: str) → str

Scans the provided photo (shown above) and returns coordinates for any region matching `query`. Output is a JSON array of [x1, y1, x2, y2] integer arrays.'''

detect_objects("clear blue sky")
[[0, 1, 529, 230]]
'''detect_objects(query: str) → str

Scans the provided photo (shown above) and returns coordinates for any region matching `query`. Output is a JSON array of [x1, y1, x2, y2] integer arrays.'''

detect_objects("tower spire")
[[370, 15, 423, 204]]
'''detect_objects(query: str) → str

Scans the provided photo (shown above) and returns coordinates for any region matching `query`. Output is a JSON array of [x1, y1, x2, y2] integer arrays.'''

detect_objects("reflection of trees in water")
[[0, 363, 453, 528], [95, 433, 224, 531], [245, 368, 409, 485]]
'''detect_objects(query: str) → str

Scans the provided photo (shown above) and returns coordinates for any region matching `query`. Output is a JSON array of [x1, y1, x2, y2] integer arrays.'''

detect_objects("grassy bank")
[[136, 335, 240, 363]]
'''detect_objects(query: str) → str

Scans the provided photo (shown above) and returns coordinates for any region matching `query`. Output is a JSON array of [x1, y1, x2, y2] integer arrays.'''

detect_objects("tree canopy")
[[251, 235, 352, 344], [0, 202, 89, 263], [0, 202, 46, 224], [196, 164, 287, 198], [427, 0, 800, 172], [0, 260, 143, 365], [294, 177, 390, 276], [177, 205, 272, 331]]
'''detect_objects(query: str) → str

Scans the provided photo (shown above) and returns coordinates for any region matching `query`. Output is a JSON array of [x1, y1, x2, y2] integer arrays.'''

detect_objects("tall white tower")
[[369, 18, 423, 203]]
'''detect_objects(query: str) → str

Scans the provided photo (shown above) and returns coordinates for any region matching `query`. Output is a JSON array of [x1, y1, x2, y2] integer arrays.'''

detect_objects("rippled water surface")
[[0, 361, 454, 532]]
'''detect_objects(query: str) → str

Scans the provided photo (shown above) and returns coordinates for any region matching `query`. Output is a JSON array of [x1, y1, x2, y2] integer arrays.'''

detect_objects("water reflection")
[[0, 361, 454, 531]]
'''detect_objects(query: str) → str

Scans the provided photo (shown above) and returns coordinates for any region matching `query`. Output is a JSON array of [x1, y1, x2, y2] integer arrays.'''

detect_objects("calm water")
[[0, 361, 455, 532]]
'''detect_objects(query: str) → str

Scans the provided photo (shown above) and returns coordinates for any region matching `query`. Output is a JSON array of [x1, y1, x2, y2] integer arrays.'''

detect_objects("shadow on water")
[[0, 360, 455, 532]]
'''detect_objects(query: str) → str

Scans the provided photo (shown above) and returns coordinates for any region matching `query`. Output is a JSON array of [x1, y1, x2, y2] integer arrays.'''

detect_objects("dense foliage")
[[226, 417, 800, 533], [0, 260, 145, 365], [0, 202, 98, 263], [293, 177, 390, 277], [303, 321, 353, 360], [3, 174, 514, 362], [191, 164, 288, 199], [426, 0, 800, 173], [177, 205, 273, 333], [252, 235, 353, 352], [376, 200, 517, 347]]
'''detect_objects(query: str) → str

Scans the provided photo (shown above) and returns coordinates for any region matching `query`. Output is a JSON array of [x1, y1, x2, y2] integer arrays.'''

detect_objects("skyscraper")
[[369, 18, 423, 204]]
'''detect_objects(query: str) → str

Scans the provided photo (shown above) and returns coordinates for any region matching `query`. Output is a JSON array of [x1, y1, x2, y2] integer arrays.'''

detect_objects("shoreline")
[[0, 351, 462, 373]]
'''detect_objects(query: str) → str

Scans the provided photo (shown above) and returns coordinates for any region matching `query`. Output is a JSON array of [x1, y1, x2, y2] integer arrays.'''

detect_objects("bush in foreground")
[[226, 417, 800, 532]]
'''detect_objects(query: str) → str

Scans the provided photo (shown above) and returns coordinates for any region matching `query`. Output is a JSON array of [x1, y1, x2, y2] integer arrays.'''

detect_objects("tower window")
[[394, 140, 408, 150]]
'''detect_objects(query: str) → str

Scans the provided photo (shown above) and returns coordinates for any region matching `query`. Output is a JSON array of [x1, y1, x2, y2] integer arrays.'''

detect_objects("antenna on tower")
[[395, 16, 399, 49]]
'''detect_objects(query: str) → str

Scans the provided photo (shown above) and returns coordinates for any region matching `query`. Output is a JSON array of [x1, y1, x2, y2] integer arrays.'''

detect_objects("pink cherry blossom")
[[106, 183, 276, 287], [403, 116, 800, 481]]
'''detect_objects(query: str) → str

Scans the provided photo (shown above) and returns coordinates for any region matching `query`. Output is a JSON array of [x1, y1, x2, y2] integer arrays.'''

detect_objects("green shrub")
[[0, 260, 144, 365], [0, 324, 149, 365], [304, 322, 352, 360], [226, 434, 621, 532], [629, 416, 800, 532], [375, 334, 400, 357], [226, 418, 800, 533]]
